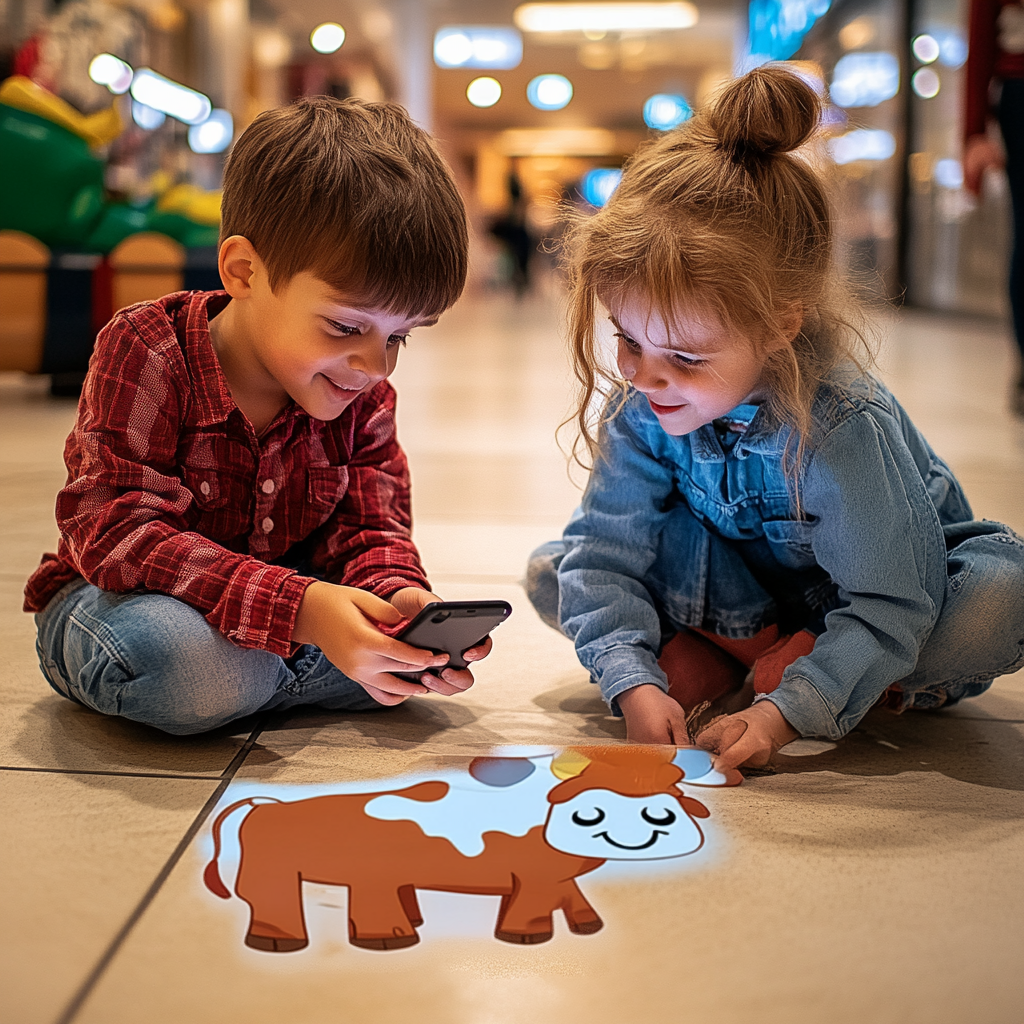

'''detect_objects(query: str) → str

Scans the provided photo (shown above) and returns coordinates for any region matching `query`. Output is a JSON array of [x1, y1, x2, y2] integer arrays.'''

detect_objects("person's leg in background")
[[998, 79, 1024, 416]]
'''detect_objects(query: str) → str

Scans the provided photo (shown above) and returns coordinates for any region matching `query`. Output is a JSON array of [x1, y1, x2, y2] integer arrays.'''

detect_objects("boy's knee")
[[525, 541, 565, 630], [57, 590, 281, 735]]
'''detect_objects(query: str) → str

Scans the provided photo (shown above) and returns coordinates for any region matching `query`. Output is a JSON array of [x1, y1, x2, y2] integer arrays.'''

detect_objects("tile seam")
[[53, 718, 266, 1024], [0, 765, 232, 780]]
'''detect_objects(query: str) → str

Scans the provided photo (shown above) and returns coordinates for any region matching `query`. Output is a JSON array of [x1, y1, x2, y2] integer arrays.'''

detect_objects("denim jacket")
[[557, 367, 974, 739]]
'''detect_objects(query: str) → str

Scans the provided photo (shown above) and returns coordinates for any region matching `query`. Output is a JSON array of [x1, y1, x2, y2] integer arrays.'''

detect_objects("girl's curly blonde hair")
[[563, 64, 875, 506]]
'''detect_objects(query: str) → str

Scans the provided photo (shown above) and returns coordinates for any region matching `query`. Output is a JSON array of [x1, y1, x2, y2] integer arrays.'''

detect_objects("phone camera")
[[431, 611, 451, 623]]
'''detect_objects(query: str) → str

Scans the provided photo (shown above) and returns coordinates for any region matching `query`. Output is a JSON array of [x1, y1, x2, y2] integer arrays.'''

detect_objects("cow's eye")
[[571, 807, 606, 827], [641, 806, 677, 826]]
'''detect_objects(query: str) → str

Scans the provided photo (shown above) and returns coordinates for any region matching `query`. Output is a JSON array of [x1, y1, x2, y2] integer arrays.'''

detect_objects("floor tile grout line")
[[0, 765, 233, 780], [54, 720, 267, 1024]]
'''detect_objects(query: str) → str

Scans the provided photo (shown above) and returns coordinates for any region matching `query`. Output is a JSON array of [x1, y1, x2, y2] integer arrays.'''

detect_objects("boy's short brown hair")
[[221, 97, 468, 319]]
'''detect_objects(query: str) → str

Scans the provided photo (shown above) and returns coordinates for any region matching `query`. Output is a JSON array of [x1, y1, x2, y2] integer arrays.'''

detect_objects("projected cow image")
[[203, 746, 739, 952]]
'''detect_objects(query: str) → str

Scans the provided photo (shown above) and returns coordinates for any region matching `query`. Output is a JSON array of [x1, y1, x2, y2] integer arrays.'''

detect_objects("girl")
[[526, 65, 1024, 771]]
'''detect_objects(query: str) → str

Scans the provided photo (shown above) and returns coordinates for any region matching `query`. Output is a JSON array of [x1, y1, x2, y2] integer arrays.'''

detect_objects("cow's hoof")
[[568, 917, 603, 935], [494, 929, 553, 945], [245, 934, 308, 953], [350, 933, 420, 951]]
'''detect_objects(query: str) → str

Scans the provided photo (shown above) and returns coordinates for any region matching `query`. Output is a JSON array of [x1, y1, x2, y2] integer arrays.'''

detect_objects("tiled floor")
[[1, 293, 1022, 1024]]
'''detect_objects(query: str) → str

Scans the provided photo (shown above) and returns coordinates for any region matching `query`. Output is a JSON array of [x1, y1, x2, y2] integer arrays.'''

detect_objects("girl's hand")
[[695, 700, 797, 771], [617, 683, 691, 744], [388, 586, 492, 697]]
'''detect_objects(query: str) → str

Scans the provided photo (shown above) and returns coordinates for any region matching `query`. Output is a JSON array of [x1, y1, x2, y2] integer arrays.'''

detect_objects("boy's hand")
[[294, 582, 452, 705], [617, 683, 691, 745], [695, 700, 797, 771], [387, 586, 493, 698]]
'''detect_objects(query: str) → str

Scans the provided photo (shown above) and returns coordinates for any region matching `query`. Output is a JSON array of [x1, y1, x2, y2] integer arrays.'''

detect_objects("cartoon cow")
[[203, 746, 738, 952]]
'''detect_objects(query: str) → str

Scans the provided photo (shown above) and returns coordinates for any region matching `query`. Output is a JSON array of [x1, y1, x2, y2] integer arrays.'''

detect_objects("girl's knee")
[[525, 541, 565, 630]]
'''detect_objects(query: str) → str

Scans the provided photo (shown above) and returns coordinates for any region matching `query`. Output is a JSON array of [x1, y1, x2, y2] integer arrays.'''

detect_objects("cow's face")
[[544, 788, 703, 860]]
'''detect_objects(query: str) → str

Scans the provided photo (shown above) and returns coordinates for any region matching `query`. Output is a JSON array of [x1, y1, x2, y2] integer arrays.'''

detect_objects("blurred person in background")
[[964, 0, 1024, 416]]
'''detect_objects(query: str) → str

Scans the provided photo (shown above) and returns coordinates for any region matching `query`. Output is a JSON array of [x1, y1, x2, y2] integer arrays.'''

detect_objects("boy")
[[24, 97, 488, 735]]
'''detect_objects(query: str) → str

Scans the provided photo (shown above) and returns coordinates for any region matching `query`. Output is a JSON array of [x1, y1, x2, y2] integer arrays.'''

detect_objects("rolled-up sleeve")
[[558, 401, 677, 710], [767, 409, 948, 738]]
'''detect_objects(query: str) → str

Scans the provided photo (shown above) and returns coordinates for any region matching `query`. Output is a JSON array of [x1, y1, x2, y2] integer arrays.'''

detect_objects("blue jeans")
[[34, 580, 382, 735], [526, 517, 1024, 721]]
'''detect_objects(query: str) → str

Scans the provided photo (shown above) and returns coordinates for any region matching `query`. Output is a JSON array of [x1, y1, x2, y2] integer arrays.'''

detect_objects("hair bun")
[[706, 64, 821, 162]]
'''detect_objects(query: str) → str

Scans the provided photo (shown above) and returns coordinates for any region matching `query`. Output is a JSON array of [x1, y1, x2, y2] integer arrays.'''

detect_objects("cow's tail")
[[203, 797, 282, 899]]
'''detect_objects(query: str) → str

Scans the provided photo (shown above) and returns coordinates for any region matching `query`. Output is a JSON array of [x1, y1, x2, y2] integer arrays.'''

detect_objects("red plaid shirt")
[[24, 290, 429, 656]]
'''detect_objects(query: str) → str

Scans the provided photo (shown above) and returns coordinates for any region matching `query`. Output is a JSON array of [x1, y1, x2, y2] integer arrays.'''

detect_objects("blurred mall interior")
[[1, 2, 1023, 1024]]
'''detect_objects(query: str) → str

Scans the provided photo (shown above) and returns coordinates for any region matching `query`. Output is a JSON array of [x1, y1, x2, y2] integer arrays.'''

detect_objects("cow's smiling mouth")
[[593, 830, 668, 850]]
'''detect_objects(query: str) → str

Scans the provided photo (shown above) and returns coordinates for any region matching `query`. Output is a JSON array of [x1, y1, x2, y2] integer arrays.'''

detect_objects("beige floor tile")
[[0, 769, 221, 1024], [71, 742, 1023, 1024]]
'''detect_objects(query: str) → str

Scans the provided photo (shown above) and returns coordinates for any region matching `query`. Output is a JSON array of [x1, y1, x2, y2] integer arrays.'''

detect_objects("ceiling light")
[[89, 53, 134, 94], [130, 68, 211, 125], [581, 168, 622, 206], [828, 128, 895, 164], [131, 100, 166, 130], [527, 73, 573, 110], [310, 23, 345, 54], [643, 93, 691, 129], [467, 76, 502, 107], [829, 52, 899, 107], [911, 67, 940, 98], [434, 26, 523, 69], [188, 109, 233, 153], [514, 2, 698, 33], [911, 34, 939, 63]]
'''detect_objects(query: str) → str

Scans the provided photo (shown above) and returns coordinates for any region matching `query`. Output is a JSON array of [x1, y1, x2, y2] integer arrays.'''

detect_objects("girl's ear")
[[765, 305, 803, 353], [217, 235, 262, 299]]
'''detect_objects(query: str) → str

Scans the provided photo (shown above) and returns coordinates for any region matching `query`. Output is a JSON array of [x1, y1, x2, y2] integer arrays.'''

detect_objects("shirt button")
[[200, 481, 211, 496], [262, 517, 274, 533], [261, 479, 275, 494]]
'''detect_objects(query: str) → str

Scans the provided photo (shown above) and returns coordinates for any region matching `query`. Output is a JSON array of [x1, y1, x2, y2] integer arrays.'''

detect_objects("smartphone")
[[394, 600, 512, 680]]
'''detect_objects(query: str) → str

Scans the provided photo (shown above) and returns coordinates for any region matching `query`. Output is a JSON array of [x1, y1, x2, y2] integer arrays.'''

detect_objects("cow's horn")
[[551, 748, 592, 780]]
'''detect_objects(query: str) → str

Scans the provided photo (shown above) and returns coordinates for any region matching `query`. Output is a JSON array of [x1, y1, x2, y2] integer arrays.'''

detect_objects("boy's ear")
[[218, 235, 262, 298]]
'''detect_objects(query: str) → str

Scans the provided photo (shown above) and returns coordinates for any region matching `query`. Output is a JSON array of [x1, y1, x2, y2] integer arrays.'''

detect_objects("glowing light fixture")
[[643, 93, 691, 130], [911, 67, 940, 98], [829, 52, 899, 107], [188, 109, 233, 153], [310, 22, 346, 54], [466, 76, 502, 107], [828, 128, 895, 164], [89, 53, 133, 94], [934, 158, 963, 189], [130, 68, 211, 125], [131, 100, 166, 130], [935, 30, 967, 68], [748, 0, 831, 63], [527, 73, 573, 110], [434, 26, 523, 69], [912, 34, 939, 63], [581, 168, 622, 206], [514, 2, 698, 33]]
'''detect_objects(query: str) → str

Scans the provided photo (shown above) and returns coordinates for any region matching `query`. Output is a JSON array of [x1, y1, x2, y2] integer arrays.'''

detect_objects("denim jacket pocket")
[[762, 519, 817, 570]]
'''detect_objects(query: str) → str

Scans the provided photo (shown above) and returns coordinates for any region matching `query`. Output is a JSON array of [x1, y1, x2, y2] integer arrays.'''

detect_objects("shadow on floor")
[[770, 705, 1024, 792]]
